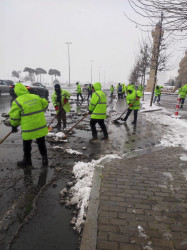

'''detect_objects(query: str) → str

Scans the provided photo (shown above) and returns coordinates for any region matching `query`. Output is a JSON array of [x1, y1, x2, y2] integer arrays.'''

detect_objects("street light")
[[90, 60, 94, 84], [65, 42, 72, 87]]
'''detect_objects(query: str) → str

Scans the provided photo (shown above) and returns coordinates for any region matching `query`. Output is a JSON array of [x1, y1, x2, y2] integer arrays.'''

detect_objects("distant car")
[[0, 80, 14, 96], [10, 82, 49, 99], [82, 83, 90, 92]]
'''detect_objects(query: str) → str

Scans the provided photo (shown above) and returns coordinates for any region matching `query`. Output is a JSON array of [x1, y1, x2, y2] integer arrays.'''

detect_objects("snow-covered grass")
[[65, 154, 121, 232]]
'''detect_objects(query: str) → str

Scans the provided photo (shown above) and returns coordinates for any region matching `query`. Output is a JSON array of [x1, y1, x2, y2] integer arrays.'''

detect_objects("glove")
[[12, 126, 18, 133], [64, 98, 68, 104], [136, 96, 139, 100], [129, 103, 133, 107], [55, 106, 59, 111], [89, 111, 92, 114]]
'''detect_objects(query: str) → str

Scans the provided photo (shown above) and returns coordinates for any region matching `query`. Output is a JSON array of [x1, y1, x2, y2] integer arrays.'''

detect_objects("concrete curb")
[[80, 165, 102, 250]]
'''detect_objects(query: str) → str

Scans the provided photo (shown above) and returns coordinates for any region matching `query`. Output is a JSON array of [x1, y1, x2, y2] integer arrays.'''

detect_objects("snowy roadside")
[[59, 154, 121, 232], [142, 99, 187, 150]]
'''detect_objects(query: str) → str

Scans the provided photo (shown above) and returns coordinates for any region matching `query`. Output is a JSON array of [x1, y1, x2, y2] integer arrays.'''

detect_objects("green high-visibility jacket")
[[77, 83, 82, 94], [52, 89, 71, 113], [126, 85, 143, 110], [122, 84, 126, 93], [138, 85, 143, 91], [89, 82, 107, 119], [9, 83, 48, 140], [182, 84, 187, 93], [178, 87, 187, 98], [110, 86, 114, 93], [155, 86, 163, 96]]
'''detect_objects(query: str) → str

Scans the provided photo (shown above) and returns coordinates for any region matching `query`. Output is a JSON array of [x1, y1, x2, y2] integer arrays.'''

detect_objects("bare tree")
[[126, 0, 187, 37]]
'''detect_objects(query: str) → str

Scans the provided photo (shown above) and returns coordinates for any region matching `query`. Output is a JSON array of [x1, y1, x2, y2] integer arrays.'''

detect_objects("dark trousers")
[[23, 136, 47, 161], [124, 109, 138, 123], [77, 93, 83, 101], [118, 93, 123, 99], [57, 108, 66, 127], [87, 91, 92, 100], [90, 119, 108, 139], [180, 98, 185, 107], [153, 95, 160, 103]]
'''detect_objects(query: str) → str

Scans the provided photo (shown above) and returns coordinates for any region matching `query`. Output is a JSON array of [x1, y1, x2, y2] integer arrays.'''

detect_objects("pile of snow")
[[145, 111, 187, 150], [63, 154, 121, 232], [46, 132, 68, 142], [66, 149, 82, 155], [140, 100, 162, 112]]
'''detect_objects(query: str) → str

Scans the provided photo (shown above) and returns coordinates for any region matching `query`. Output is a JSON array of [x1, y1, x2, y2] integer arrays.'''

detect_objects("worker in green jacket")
[[178, 86, 187, 108], [87, 84, 92, 100], [88, 82, 108, 142], [110, 85, 114, 97], [76, 82, 84, 101], [9, 83, 48, 168], [121, 85, 143, 125], [153, 85, 163, 104], [122, 83, 126, 98], [138, 85, 144, 92], [52, 84, 71, 129]]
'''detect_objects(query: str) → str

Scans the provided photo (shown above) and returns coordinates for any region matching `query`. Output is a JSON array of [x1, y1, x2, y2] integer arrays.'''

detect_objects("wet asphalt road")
[[0, 90, 186, 250]]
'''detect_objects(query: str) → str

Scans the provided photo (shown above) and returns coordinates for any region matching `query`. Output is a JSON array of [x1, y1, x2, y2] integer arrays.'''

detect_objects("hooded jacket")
[[89, 82, 107, 119], [9, 83, 48, 140], [126, 85, 143, 110]]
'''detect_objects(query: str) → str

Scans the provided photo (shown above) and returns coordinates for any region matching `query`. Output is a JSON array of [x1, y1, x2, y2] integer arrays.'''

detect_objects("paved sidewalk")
[[96, 147, 187, 250]]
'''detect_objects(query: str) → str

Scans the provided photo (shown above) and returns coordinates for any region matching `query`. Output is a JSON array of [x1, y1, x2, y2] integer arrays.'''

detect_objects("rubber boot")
[[17, 158, 32, 168]]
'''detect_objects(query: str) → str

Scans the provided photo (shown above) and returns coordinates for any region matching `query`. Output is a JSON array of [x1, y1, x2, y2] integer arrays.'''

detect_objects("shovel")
[[64, 112, 89, 137], [113, 99, 137, 124], [47, 105, 64, 132], [0, 131, 12, 145]]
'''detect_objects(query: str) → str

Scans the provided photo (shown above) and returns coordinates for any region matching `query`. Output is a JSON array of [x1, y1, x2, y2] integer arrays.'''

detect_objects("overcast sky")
[[0, 0, 186, 85]]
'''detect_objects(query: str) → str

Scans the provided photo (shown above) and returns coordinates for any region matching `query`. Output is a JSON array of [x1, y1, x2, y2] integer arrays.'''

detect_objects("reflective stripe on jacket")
[[89, 82, 107, 119], [9, 83, 48, 140], [51, 89, 71, 113]]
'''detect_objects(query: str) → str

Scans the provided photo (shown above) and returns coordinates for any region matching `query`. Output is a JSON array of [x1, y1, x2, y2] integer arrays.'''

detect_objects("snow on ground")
[[180, 154, 187, 161], [140, 100, 162, 112], [46, 132, 68, 142], [142, 99, 187, 150], [66, 149, 82, 155], [66, 154, 121, 232]]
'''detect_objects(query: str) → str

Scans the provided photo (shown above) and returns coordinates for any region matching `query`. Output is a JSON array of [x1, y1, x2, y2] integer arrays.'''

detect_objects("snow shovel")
[[113, 99, 137, 124], [0, 131, 12, 145], [64, 112, 89, 137], [47, 105, 64, 132]]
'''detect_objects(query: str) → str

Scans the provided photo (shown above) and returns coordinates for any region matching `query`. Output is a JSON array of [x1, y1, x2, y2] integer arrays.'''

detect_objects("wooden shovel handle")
[[65, 112, 89, 136], [0, 131, 12, 145]]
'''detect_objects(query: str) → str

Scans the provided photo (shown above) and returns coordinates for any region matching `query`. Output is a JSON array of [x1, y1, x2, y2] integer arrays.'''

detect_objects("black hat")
[[54, 84, 60, 89]]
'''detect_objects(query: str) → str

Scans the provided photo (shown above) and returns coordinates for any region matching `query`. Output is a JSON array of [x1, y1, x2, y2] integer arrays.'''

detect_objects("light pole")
[[90, 60, 94, 84], [65, 42, 72, 87]]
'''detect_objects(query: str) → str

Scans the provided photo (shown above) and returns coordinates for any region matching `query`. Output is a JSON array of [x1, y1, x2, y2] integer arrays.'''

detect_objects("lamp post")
[[65, 42, 72, 87], [90, 60, 94, 84]]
